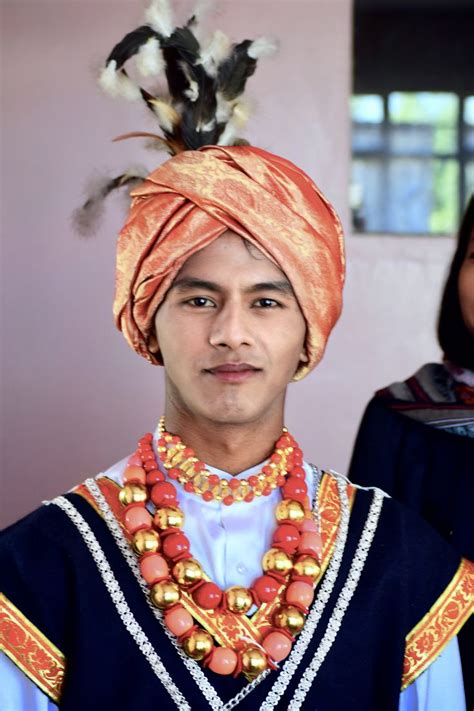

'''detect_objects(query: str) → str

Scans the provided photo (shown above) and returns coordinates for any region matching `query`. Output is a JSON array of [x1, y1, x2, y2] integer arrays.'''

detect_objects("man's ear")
[[148, 331, 159, 354]]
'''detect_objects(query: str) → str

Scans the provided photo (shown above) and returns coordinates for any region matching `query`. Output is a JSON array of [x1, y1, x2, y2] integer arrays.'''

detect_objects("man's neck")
[[162, 410, 285, 476]]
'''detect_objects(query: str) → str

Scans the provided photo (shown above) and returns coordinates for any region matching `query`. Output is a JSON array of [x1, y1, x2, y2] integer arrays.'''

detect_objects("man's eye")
[[186, 297, 215, 307], [254, 298, 281, 308]]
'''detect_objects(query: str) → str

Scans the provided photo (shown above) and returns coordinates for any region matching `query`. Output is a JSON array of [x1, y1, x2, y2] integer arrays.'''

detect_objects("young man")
[[1, 3, 472, 709]]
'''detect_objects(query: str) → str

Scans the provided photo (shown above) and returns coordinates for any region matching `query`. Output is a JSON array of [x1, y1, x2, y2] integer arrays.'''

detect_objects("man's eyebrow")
[[245, 281, 295, 296], [170, 277, 224, 293]]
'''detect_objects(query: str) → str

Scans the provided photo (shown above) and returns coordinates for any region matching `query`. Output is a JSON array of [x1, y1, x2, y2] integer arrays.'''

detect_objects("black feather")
[[217, 40, 257, 101], [106, 25, 160, 69]]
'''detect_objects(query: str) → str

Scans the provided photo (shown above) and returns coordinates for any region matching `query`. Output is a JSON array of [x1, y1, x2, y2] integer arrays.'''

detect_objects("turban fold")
[[114, 145, 345, 380]]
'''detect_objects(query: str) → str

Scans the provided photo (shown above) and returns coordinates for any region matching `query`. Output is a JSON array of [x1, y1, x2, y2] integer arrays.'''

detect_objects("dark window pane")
[[389, 92, 458, 125], [352, 123, 385, 152], [351, 158, 458, 234], [351, 95, 384, 123], [388, 125, 457, 155]]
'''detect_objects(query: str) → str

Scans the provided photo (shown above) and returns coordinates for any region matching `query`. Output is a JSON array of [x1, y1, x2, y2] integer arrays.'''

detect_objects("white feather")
[[217, 101, 250, 146], [98, 60, 141, 101], [180, 62, 199, 102], [247, 36, 279, 60], [136, 38, 165, 77], [145, 0, 174, 38], [149, 98, 180, 133], [215, 91, 232, 123], [199, 30, 231, 77]]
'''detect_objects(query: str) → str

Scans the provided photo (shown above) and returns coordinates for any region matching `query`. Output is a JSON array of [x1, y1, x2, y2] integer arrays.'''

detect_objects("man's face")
[[459, 229, 474, 337], [153, 231, 308, 425]]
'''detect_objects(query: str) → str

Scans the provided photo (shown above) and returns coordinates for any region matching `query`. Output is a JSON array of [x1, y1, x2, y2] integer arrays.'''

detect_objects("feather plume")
[[99, 61, 142, 101], [180, 61, 199, 102], [217, 100, 250, 146], [199, 30, 232, 77], [105, 25, 158, 68], [149, 97, 181, 134], [136, 37, 165, 77], [145, 0, 175, 38], [247, 36, 278, 60], [72, 168, 148, 237]]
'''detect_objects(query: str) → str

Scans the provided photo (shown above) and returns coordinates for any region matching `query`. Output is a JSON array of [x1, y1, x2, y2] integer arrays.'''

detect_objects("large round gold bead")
[[225, 586, 253, 614], [153, 506, 185, 530], [132, 528, 160, 555], [172, 558, 203, 587], [241, 646, 268, 679], [262, 547, 293, 575], [293, 555, 321, 582], [182, 630, 214, 660], [275, 499, 306, 524], [119, 484, 147, 506], [274, 605, 306, 635], [150, 581, 181, 609]]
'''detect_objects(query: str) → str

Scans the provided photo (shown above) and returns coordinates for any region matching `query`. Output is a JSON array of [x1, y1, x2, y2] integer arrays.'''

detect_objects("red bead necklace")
[[118, 425, 322, 679]]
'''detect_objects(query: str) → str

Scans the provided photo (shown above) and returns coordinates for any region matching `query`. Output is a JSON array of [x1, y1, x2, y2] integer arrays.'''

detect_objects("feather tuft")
[[98, 60, 142, 101], [145, 0, 175, 38], [72, 169, 147, 237], [247, 36, 278, 60], [149, 97, 181, 133], [199, 30, 232, 77], [136, 37, 165, 76], [217, 100, 250, 146]]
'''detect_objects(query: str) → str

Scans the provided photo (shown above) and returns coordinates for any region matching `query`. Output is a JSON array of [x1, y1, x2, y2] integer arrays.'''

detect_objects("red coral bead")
[[290, 465, 305, 479], [162, 532, 190, 559], [202, 491, 214, 502], [229, 478, 240, 490], [282, 477, 308, 502], [193, 582, 222, 609], [183, 447, 195, 458], [223, 495, 234, 506], [146, 470, 164, 486], [244, 492, 254, 503], [184, 482, 195, 493], [262, 465, 273, 476], [208, 475, 220, 487], [272, 523, 300, 552], [144, 460, 159, 472], [253, 575, 280, 603], [151, 481, 178, 507], [168, 468, 180, 480], [271, 453, 282, 465], [248, 475, 259, 487]]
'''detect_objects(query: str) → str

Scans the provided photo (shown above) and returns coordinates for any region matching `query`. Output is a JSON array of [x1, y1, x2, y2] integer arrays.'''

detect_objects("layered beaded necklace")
[[118, 421, 322, 680]]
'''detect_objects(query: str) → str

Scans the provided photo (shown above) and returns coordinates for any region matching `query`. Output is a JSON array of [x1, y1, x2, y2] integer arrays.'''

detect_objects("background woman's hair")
[[437, 195, 474, 369]]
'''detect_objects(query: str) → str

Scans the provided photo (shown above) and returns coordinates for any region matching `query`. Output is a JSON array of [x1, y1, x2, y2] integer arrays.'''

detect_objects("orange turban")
[[114, 145, 345, 380]]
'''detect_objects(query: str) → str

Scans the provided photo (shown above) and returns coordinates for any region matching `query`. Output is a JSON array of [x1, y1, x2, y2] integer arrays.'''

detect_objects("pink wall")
[[1, 0, 454, 528]]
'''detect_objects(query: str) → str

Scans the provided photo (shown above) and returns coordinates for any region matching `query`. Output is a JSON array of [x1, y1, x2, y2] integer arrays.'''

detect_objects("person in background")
[[349, 195, 474, 707]]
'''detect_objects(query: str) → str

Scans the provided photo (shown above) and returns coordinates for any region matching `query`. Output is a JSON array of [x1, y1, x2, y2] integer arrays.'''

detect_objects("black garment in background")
[[349, 397, 474, 710]]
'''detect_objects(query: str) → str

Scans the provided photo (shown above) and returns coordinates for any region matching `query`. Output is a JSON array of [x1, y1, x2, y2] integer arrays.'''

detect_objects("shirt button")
[[236, 562, 248, 575]]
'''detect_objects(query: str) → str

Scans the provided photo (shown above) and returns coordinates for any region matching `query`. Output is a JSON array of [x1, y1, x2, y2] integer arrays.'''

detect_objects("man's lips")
[[204, 363, 262, 383]]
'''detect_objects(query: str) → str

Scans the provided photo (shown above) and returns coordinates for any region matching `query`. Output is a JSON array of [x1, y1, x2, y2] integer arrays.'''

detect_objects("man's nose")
[[208, 303, 253, 350]]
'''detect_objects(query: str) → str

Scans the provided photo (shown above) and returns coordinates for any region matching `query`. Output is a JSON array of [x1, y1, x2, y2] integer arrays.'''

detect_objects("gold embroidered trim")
[[0, 592, 65, 703], [402, 557, 474, 690]]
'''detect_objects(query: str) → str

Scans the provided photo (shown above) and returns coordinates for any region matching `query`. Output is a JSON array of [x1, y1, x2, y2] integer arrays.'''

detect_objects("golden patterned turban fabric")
[[114, 144, 345, 380]]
